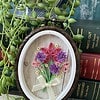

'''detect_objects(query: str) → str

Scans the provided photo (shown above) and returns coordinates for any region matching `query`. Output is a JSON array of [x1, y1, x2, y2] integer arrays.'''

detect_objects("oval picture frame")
[[16, 26, 80, 100]]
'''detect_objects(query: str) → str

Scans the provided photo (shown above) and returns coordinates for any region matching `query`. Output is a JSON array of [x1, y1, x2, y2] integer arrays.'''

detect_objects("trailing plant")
[[0, 0, 82, 97]]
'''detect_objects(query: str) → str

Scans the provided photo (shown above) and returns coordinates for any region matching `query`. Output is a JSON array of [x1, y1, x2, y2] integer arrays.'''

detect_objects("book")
[[73, 0, 100, 21], [80, 53, 100, 81], [70, 79, 100, 100], [71, 20, 100, 53]]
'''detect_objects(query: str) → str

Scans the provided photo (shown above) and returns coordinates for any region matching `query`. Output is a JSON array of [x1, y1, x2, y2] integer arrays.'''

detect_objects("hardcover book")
[[80, 53, 100, 81], [70, 79, 100, 100], [72, 20, 100, 53]]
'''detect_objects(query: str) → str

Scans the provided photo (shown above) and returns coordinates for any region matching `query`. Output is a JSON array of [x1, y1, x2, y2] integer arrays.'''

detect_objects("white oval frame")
[[18, 29, 76, 100]]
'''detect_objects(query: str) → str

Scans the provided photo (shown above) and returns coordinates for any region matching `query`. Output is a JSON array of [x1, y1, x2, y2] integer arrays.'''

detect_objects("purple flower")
[[36, 52, 46, 62], [57, 51, 66, 63], [50, 64, 59, 74]]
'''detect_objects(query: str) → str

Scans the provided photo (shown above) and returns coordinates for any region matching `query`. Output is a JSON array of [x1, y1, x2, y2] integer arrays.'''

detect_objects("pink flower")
[[61, 62, 69, 72], [32, 60, 40, 67], [41, 43, 61, 62]]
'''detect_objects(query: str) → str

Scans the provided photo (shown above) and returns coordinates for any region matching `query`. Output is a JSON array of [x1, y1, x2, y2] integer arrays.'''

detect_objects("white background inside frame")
[[18, 30, 76, 100]]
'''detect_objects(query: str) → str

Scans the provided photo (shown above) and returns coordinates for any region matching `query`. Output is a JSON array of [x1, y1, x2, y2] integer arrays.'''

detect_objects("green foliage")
[[0, 0, 82, 96]]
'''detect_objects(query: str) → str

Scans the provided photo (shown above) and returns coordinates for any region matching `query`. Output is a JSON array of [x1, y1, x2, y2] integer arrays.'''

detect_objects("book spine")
[[72, 20, 100, 53], [70, 79, 100, 100], [80, 53, 100, 81]]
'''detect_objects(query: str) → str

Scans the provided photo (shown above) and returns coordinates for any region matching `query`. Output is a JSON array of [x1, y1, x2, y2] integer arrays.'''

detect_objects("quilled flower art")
[[32, 42, 70, 100]]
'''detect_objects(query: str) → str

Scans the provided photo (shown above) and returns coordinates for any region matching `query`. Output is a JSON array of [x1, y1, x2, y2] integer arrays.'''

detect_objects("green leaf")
[[6, 13, 13, 18], [45, 12, 50, 18], [5, 19, 10, 27], [37, 3, 45, 9], [78, 48, 82, 53], [21, 26, 30, 31], [0, 80, 6, 94], [0, 1, 2, 5], [32, 11, 37, 19], [58, 15, 66, 21], [70, 9, 75, 16], [5, 76, 12, 86], [68, 18, 76, 24], [0, 60, 4, 67], [63, 22, 67, 28], [10, 60, 15, 65], [25, 15, 30, 21], [26, 3, 35, 8], [10, 45, 16, 52], [6, 32, 11, 38], [12, 0, 16, 2], [54, 7, 61, 15], [7, 53, 14, 61], [74, 0, 81, 7], [31, 20, 38, 26], [14, 19, 20, 26], [2, 77, 6, 88], [48, 0, 55, 3], [62, 11, 68, 16], [73, 34, 84, 42]]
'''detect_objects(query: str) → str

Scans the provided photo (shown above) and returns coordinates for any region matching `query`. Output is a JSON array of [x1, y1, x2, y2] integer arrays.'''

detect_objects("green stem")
[[49, 0, 58, 19], [10, 0, 22, 26], [68, 0, 76, 18], [68, 26, 74, 36], [42, 64, 49, 82], [64, 0, 76, 23]]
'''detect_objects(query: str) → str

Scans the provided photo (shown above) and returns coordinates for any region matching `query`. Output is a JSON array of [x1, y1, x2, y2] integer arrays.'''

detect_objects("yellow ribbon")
[[32, 75, 60, 100]]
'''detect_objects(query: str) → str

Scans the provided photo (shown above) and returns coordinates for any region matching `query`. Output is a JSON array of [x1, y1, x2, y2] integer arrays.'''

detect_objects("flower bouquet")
[[32, 42, 69, 81], [32, 42, 69, 99]]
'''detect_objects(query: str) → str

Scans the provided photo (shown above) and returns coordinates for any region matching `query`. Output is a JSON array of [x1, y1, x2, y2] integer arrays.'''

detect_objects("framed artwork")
[[17, 26, 80, 100]]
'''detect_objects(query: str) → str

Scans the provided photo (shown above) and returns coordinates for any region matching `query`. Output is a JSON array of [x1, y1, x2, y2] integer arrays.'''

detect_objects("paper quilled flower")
[[32, 42, 69, 82], [32, 42, 70, 100]]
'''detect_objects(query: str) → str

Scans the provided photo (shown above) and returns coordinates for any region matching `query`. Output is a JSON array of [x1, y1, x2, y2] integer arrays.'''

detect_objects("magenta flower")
[[50, 64, 59, 74], [36, 52, 46, 62], [56, 51, 67, 63], [41, 43, 61, 62]]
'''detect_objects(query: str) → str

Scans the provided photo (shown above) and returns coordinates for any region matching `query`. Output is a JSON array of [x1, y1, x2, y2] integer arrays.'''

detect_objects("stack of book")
[[69, 20, 100, 100]]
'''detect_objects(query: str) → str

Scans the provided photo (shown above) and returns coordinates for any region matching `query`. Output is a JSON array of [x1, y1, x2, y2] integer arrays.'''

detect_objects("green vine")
[[0, 0, 83, 98]]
